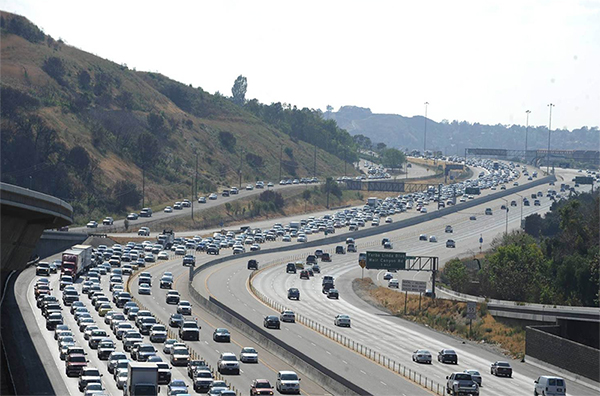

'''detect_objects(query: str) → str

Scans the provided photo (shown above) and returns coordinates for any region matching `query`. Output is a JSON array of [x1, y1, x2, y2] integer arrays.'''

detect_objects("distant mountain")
[[0, 11, 356, 222], [325, 105, 599, 156]]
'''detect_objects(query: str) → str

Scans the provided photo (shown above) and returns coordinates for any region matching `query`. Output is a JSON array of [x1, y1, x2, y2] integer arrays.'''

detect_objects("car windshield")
[[140, 345, 154, 352], [197, 371, 212, 378], [86, 383, 103, 390], [281, 373, 298, 380], [497, 362, 510, 367], [256, 381, 271, 388], [171, 380, 186, 387], [216, 328, 228, 333], [223, 355, 237, 361], [455, 374, 471, 380], [173, 348, 188, 355], [242, 348, 256, 354], [84, 369, 101, 377], [445, 350, 456, 354]]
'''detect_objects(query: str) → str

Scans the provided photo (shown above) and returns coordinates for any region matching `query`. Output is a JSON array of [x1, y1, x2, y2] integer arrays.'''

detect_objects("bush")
[[258, 190, 284, 209], [245, 152, 264, 168], [218, 131, 236, 152], [42, 57, 67, 86]]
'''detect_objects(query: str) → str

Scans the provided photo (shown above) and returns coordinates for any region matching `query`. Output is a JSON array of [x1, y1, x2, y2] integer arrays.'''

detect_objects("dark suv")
[[287, 288, 300, 300], [286, 263, 296, 274], [248, 259, 258, 270]]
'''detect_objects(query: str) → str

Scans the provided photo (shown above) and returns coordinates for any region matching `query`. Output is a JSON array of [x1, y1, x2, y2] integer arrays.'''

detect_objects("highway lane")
[[128, 254, 331, 396], [250, 180, 597, 395]]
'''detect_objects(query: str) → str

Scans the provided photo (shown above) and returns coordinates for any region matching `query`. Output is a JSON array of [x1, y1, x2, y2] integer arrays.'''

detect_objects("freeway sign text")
[[401, 279, 427, 293], [366, 251, 406, 270]]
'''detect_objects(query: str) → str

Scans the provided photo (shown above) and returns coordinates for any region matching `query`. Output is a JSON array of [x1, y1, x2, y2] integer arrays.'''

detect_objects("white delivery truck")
[[124, 362, 159, 396]]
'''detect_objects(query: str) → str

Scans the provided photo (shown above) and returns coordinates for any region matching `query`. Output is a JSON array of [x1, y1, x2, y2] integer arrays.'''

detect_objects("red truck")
[[61, 245, 92, 279]]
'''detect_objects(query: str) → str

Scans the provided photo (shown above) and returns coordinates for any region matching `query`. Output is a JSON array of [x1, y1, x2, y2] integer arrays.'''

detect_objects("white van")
[[534, 376, 566, 396]]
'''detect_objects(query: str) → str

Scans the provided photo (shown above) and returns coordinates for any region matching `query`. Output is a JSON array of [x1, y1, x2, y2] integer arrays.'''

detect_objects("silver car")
[[464, 369, 482, 387], [412, 349, 432, 364]]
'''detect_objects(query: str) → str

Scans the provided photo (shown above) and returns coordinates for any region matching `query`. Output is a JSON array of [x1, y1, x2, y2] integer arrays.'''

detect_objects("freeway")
[[197, 174, 597, 395]]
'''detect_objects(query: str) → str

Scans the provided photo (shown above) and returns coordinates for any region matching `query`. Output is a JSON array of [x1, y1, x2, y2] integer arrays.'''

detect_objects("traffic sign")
[[401, 279, 427, 293], [359, 259, 366, 268], [366, 251, 406, 270], [575, 176, 594, 185], [466, 301, 477, 320]]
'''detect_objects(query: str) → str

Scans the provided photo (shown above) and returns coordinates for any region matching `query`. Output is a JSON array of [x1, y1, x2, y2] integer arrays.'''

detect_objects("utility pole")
[[547, 104, 555, 174], [279, 145, 283, 181], [424, 102, 429, 155], [313, 144, 317, 178], [344, 148, 347, 177], [525, 110, 531, 161], [142, 166, 145, 208], [239, 149, 244, 189], [192, 151, 198, 221]]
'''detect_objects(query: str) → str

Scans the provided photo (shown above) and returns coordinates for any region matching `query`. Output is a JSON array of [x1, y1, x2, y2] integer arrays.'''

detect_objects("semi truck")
[[157, 229, 174, 250], [367, 197, 378, 206], [124, 362, 159, 396], [61, 244, 93, 279]]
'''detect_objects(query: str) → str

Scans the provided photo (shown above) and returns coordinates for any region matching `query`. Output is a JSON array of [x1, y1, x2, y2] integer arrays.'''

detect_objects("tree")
[[231, 75, 247, 106], [112, 180, 142, 211], [322, 177, 342, 208], [78, 70, 92, 90], [302, 189, 311, 211], [376, 142, 387, 152], [218, 131, 237, 152], [137, 132, 159, 167], [381, 148, 406, 170], [42, 56, 67, 86], [326, 105, 334, 112], [67, 145, 91, 178], [441, 259, 469, 292]]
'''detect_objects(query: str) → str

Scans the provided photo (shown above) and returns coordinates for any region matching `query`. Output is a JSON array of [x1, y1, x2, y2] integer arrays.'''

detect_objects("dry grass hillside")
[[0, 11, 358, 222]]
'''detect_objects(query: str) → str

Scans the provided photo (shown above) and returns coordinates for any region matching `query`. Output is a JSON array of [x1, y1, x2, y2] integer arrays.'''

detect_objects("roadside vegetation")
[[441, 191, 599, 307], [353, 278, 526, 358]]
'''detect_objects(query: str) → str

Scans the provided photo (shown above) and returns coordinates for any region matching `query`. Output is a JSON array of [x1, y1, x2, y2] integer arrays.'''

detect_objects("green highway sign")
[[406, 256, 416, 260], [574, 176, 594, 185], [366, 251, 406, 270]]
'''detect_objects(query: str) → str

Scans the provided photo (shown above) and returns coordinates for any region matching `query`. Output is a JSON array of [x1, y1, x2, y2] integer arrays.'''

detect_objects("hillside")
[[326, 105, 599, 158], [0, 12, 359, 223]]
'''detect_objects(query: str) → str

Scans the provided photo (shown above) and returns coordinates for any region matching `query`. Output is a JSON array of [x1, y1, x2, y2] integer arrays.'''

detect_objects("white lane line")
[[326, 351, 331, 355], [311, 342, 316, 346], [360, 370, 367, 375], [380, 381, 387, 386], [342, 360, 347, 364]]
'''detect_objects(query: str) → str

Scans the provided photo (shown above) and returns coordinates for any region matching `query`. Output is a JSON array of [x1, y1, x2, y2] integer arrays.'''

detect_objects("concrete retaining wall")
[[526, 325, 600, 382]]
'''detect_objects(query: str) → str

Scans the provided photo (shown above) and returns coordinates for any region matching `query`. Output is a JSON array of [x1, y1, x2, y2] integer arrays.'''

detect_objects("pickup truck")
[[446, 372, 479, 396]]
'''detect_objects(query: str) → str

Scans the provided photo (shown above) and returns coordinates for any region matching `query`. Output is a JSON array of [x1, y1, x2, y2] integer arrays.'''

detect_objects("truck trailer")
[[61, 244, 92, 279], [124, 362, 159, 396]]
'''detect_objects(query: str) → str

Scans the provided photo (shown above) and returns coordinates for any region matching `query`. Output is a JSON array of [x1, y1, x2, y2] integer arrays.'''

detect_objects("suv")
[[446, 372, 479, 396], [286, 263, 296, 274], [247, 259, 258, 270], [321, 253, 331, 262], [287, 288, 300, 300], [183, 254, 196, 267], [276, 371, 300, 394], [65, 353, 88, 377], [179, 320, 200, 341], [217, 352, 240, 374], [166, 290, 180, 304], [251, 379, 274, 396]]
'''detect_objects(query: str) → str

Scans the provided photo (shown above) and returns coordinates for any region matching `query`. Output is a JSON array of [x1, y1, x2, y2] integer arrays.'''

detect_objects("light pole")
[[423, 102, 429, 155], [515, 192, 524, 228], [547, 104, 555, 174], [501, 198, 509, 235], [525, 110, 531, 161]]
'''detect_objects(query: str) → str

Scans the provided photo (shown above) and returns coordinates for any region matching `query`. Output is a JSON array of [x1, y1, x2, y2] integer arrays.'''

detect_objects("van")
[[388, 279, 399, 288], [286, 263, 296, 274], [534, 376, 566, 396], [322, 276, 334, 286]]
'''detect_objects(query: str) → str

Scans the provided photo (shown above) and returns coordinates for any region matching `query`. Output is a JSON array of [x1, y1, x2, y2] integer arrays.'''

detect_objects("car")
[[131, 343, 157, 362], [97, 339, 116, 360], [335, 245, 346, 254], [388, 279, 399, 288], [327, 289, 339, 299], [179, 320, 200, 341], [166, 290, 180, 304], [169, 313, 184, 327], [163, 339, 178, 354], [280, 310, 296, 323], [168, 379, 189, 395], [383, 241, 393, 249], [157, 251, 169, 260], [217, 352, 240, 374], [209, 193, 218, 200], [138, 283, 151, 295], [276, 370, 300, 394], [78, 367, 102, 392], [83, 382, 105, 396], [239, 347, 259, 363], [36, 262, 51, 276], [469, 215, 477, 220], [464, 369, 482, 387], [534, 376, 566, 396], [445, 225, 453, 233], [438, 349, 458, 364], [251, 379, 274, 396], [299, 270, 310, 280], [446, 372, 479, 396], [334, 314, 351, 327], [177, 301, 192, 315], [446, 239, 456, 248], [419, 234, 428, 241], [150, 324, 168, 343], [138, 227, 150, 236], [213, 328, 231, 342], [247, 259, 259, 270], [429, 235, 437, 242], [164, 206, 173, 213], [383, 272, 393, 280], [198, 196, 207, 203], [485, 208, 493, 215], [127, 213, 139, 220], [287, 288, 300, 300], [312, 264, 321, 273], [193, 369, 214, 392], [170, 346, 190, 366], [263, 315, 280, 329], [86, 221, 98, 228], [412, 349, 432, 364], [490, 361, 512, 377]]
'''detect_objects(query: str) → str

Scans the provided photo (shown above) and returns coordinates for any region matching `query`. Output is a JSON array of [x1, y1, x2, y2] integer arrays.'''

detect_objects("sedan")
[[158, 252, 169, 260], [126, 213, 139, 220], [177, 301, 192, 315], [446, 239, 456, 248], [168, 379, 189, 395], [464, 369, 482, 387], [280, 310, 295, 323], [412, 349, 432, 364], [164, 206, 173, 213], [429, 235, 437, 243], [198, 196, 207, 203], [239, 347, 258, 363], [169, 314, 184, 328], [491, 361, 512, 377], [263, 316, 280, 329], [213, 328, 231, 342], [383, 272, 394, 280], [138, 283, 151, 295], [86, 221, 98, 228], [438, 349, 458, 364], [209, 193, 218, 200], [334, 314, 351, 327], [419, 234, 428, 241]]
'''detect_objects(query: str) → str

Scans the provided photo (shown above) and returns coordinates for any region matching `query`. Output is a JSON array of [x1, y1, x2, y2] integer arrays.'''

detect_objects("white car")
[[174, 247, 186, 255], [412, 349, 432, 364], [276, 371, 300, 394], [217, 352, 240, 374], [385, 217, 393, 223], [246, 184, 254, 190], [280, 310, 295, 323], [138, 283, 151, 295], [102, 217, 114, 225], [86, 220, 98, 228], [158, 252, 169, 260], [164, 206, 173, 213], [250, 244, 261, 252], [177, 301, 192, 315], [388, 279, 399, 288], [429, 235, 437, 243], [198, 196, 206, 203], [239, 347, 258, 363], [334, 314, 351, 327], [297, 235, 307, 243], [209, 193, 218, 200]]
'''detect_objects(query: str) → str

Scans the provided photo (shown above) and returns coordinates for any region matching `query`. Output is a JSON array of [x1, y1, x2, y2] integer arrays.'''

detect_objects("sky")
[[2, 0, 599, 131]]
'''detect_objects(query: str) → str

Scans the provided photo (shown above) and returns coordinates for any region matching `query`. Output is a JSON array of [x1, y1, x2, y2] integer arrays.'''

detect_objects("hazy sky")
[[2, 0, 599, 130]]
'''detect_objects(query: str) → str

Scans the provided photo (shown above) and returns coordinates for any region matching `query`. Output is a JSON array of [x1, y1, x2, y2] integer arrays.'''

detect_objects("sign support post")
[[404, 291, 408, 315]]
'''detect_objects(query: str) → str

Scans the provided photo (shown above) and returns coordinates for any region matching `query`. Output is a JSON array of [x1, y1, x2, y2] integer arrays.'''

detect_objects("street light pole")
[[279, 145, 283, 181], [501, 198, 508, 235], [515, 193, 524, 228], [424, 102, 429, 155], [525, 110, 531, 161], [547, 104, 555, 174]]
